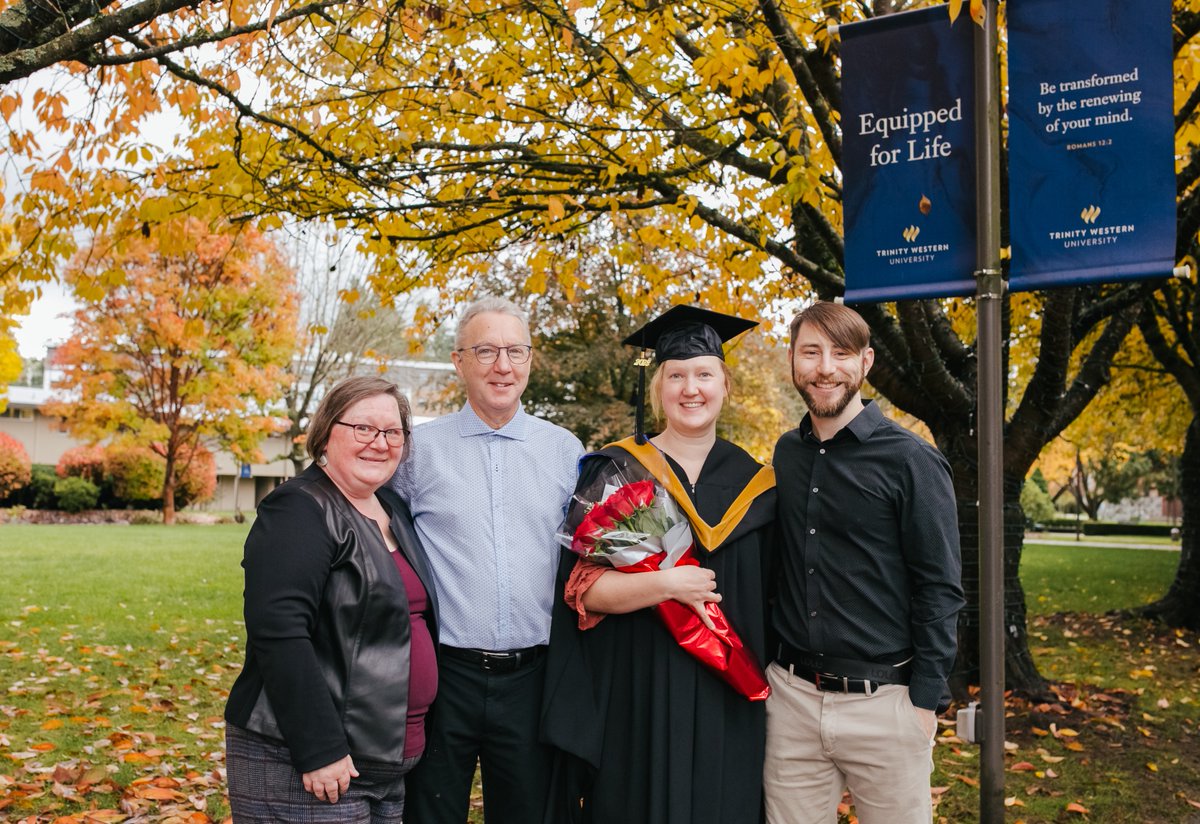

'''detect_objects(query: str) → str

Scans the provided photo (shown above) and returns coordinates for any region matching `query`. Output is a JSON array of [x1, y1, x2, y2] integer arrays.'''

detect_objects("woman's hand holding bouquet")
[[560, 469, 770, 701]]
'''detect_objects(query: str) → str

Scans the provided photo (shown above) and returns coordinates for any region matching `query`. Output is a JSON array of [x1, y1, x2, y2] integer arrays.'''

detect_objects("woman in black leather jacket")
[[225, 376, 439, 822]]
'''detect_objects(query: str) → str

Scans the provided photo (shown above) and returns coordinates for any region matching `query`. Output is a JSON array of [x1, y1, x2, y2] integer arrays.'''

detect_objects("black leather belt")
[[776, 644, 910, 694], [440, 645, 545, 674]]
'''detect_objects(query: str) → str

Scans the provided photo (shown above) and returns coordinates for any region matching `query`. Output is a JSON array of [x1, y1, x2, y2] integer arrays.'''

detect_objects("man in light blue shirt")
[[392, 296, 583, 824]]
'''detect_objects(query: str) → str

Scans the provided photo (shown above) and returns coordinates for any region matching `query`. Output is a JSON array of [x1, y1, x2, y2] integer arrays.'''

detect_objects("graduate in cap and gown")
[[540, 305, 777, 824]]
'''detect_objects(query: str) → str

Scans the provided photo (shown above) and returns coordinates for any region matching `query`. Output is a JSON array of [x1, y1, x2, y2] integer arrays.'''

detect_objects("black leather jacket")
[[225, 464, 439, 772]]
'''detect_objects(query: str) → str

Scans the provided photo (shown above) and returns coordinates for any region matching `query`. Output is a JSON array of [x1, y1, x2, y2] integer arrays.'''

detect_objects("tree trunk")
[[1135, 415, 1200, 628], [939, 434, 1049, 699], [162, 454, 177, 526]]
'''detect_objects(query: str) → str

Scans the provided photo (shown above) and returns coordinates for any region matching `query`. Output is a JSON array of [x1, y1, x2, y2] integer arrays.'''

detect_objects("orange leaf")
[[948, 0, 963, 24], [135, 786, 185, 801], [1009, 761, 1036, 772], [969, 0, 986, 26], [123, 752, 153, 763], [31, 742, 56, 751], [41, 719, 64, 731], [1066, 801, 1090, 814]]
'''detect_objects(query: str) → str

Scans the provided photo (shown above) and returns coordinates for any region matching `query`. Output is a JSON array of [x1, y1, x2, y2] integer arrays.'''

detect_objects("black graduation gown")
[[540, 437, 776, 824]]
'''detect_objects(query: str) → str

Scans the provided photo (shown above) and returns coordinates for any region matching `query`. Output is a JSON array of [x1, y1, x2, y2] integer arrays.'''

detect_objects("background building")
[[1, 352, 455, 512]]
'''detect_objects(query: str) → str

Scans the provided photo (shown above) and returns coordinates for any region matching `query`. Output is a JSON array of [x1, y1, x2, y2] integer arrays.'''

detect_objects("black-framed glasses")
[[334, 421, 408, 447], [456, 344, 533, 365]]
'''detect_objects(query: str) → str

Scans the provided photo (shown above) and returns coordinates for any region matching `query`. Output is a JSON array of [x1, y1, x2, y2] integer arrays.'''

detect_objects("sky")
[[14, 283, 76, 358]]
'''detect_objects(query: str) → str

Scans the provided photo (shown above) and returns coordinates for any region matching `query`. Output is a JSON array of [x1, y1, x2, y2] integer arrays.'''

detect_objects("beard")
[[793, 373, 864, 419]]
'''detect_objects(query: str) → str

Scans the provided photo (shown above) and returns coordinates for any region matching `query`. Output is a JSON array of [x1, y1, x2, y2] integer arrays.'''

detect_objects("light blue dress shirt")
[[390, 403, 583, 650]]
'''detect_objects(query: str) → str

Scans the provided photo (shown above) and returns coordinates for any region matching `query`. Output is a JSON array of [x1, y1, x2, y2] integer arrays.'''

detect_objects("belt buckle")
[[814, 672, 846, 692], [481, 651, 516, 672]]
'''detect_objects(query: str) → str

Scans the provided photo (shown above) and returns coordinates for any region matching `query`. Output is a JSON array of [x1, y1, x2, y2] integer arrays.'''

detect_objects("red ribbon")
[[618, 546, 770, 701]]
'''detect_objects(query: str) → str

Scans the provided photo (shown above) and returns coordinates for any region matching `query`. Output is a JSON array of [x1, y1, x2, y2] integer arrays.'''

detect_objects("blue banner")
[[1007, 0, 1175, 291], [841, 5, 976, 303]]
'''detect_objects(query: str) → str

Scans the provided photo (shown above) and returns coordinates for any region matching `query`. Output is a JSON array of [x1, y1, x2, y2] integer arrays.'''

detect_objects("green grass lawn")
[[0, 525, 1197, 823], [0, 524, 249, 823]]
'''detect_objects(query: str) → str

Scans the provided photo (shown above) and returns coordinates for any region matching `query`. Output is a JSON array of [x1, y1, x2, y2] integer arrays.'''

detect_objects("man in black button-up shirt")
[[763, 302, 964, 824]]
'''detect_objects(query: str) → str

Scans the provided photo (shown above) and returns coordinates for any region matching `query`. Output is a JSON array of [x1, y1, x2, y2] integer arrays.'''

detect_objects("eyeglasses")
[[334, 421, 408, 447], [456, 344, 533, 365]]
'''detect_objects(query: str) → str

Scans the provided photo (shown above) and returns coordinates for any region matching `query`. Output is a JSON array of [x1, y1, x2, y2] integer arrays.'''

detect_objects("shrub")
[[103, 445, 166, 507], [53, 476, 100, 512], [102, 443, 218, 509], [1020, 478, 1058, 526], [56, 445, 107, 483], [27, 465, 59, 509], [0, 432, 32, 500], [175, 446, 217, 508]]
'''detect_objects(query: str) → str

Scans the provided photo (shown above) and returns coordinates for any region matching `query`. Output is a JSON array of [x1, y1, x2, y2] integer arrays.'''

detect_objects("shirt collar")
[[800, 398, 883, 443], [456, 402, 529, 440]]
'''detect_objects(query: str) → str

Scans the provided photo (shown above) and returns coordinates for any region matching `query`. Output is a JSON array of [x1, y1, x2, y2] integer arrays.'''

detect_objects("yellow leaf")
[[970, 0, 986, 26], [1146, 762, 1158, 771], [949, 0, 963, 24], [547, 196, 566, 222]]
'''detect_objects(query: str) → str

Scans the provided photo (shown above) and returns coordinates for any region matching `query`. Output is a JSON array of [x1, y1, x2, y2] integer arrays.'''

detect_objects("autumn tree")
[[11, 0, 1200, 693], [45, 217, 297, 523], [143, 0, 1156, 694]]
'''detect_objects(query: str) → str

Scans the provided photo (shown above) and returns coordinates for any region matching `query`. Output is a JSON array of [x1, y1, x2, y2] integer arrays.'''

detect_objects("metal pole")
[[974, 2, 1006, 821]]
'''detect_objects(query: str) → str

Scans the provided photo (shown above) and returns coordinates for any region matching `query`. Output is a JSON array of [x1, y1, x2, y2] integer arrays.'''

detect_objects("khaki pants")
[[763, 662, 935, 824]]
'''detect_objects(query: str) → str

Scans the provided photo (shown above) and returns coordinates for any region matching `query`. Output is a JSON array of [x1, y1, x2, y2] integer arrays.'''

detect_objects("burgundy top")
[[392, 548, 437, 758]]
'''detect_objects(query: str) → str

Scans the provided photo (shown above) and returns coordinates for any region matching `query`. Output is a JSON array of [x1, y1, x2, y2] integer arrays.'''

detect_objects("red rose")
[[603, 480, 657, 523], [573, 503, 616, 554]]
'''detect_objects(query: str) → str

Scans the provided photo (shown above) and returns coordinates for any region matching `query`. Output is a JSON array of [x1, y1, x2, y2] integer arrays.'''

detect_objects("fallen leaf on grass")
[[1146, 762, 1158, 772], [1066, 801, 1090, 814], [1010, 762, 1036, 772], [1005, 797, 1025, 807]]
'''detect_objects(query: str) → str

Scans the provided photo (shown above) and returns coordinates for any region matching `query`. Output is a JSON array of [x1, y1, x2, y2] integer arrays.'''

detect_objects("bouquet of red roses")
[[561, 470, 770, 701]]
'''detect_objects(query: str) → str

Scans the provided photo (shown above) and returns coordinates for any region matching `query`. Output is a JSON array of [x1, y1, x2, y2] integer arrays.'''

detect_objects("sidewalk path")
[[1024, 534, 1181, 552]]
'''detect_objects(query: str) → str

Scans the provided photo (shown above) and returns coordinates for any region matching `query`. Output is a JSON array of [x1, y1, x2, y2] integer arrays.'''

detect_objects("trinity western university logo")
[[1044, 203, 1134, 248], [873, 193, 948, 265]]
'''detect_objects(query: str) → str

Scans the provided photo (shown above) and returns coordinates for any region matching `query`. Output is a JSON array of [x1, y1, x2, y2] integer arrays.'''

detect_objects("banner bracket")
[[974, 268, 1006, 299]]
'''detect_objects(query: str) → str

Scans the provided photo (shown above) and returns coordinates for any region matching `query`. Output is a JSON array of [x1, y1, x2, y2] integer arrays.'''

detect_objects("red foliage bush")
[[0, 432, 33, 499], [56, 444, 107, 483]]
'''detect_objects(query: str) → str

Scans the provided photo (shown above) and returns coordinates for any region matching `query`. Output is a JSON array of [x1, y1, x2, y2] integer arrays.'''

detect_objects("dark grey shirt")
[[771, 400, 964, 710]]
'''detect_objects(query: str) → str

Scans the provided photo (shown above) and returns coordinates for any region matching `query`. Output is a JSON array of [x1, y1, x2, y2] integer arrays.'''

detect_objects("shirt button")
[[807, 568, 815, 575], [809, 610, 817, 617], [812, 487, 819, 493], [809, 528, 816, 535], [819, 448, 826, 454]]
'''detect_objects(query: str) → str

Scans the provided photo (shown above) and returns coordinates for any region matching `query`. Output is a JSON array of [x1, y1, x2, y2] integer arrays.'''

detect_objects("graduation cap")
[[623, 305, 758, 443]]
